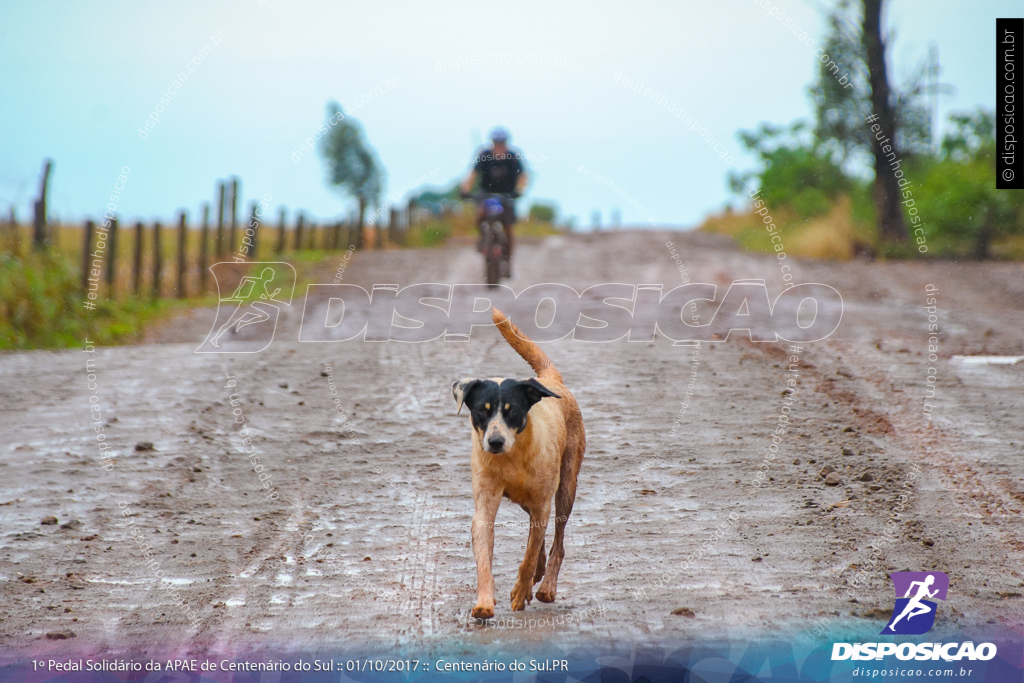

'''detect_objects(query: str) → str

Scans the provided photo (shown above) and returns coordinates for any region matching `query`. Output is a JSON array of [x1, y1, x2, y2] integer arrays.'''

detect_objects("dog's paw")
[[535, 585, 556, 603], [510, 581, 533, 611], [471, 602, 495, 620]]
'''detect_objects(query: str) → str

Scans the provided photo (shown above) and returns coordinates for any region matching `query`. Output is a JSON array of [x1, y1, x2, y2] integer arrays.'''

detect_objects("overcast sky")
[[0, 0, 1008, 230]]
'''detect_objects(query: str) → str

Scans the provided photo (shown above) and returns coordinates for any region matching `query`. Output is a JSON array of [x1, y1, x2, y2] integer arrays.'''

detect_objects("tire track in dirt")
[[736, 268, 1024, 629], [801, 338, 1024, 620]]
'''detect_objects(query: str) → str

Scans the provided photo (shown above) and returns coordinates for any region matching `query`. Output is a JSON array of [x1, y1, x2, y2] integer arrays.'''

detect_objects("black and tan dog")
[[452, 307, 585, 619]]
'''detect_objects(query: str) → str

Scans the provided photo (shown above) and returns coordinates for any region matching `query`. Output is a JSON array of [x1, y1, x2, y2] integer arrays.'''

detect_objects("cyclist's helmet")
[[489, 126, 510, 143]]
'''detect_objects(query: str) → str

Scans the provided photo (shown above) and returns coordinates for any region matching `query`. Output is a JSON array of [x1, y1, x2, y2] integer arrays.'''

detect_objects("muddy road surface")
[[1, 230, 1022, 656]]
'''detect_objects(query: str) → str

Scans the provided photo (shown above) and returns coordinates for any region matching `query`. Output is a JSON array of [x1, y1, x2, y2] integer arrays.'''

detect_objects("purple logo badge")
[[882, 571, 949, 635]]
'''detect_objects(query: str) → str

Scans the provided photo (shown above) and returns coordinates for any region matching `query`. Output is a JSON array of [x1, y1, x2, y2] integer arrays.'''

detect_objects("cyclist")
[[460, 127, 528, 275]]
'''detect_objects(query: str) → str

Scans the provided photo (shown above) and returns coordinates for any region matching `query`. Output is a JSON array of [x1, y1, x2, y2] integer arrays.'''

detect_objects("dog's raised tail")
[[492, 307, 562, 382]]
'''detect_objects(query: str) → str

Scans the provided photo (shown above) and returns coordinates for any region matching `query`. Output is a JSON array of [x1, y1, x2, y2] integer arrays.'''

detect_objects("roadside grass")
[[701, 194, 879, 261], [701, 197, 1024, 261], [0, 251, 190, 350]]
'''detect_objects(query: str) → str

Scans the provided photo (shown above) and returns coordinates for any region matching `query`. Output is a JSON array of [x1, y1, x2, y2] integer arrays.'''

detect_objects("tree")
[[811, 1, 934, 166], [916, 109, 1023, 259], [809, 1, 871, 168], [729, 121, 853, 219], [318, 103, 383, 249], [861, 0, 908, 242], [807, 0, 935, 246], [528, 203, 556, 222]]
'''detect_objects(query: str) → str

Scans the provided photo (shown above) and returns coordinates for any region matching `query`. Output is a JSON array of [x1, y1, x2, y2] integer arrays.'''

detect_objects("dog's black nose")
[[487, 436, 505, 451]]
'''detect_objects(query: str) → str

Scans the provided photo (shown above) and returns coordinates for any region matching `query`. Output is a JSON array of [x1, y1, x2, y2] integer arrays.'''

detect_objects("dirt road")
[[1, 230, 1022, 655]]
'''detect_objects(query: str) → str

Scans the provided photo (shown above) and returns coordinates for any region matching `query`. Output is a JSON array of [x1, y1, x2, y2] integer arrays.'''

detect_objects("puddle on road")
[[951, 356, 1023, 365], [161, 577, 194, 586]]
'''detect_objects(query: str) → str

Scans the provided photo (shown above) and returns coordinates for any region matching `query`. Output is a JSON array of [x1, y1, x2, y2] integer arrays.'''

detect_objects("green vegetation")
[[0, 251, 180, 350], [405, 219, 453, 248], [528, 202, 557, 223], [909, 110, 1024, 259], [709, 108, 1023, 260], [705, 0, 1022, 260]]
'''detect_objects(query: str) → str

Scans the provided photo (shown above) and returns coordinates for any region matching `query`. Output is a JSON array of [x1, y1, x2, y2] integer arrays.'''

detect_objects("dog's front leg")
[[471, 484, 502, 619], [510, 503, 550, 611]]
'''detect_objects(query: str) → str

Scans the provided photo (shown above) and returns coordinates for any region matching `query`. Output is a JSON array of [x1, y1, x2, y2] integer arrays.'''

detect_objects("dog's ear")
[[519, 378, 561, 408], [452, 378, 480, 415]]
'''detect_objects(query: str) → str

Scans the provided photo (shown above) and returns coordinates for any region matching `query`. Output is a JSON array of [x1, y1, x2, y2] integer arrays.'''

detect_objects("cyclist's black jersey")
[[473, 148, 524, 193]]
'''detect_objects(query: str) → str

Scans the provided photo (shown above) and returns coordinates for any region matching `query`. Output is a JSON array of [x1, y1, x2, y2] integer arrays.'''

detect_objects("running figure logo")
[[882, 571, 949, 635], [197, 262, 296, 353]]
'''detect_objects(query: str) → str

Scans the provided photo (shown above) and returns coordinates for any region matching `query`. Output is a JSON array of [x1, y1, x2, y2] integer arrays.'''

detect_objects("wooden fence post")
[[332, 221, 341, 250], [152, 222, 162, 299], [81, 220, 94, 290], [176, 211, 187, 298], [105, 218, 118, 294], [33, 159, 52, 251], [295, 212, 305, 251], [6, 207, 20, 255], [133, 221, 144, 295], [407, 199, 417, 241], [389, 208, 398, 245], [215, 181, 226, 259], [248, 201, 259, 260], [275, 207, 286, 254], [199, 203, 210, 293], [10, 208, 15, 254], [228, 177, 239, 255], [356, 198, 366, 249], [401, 205, 409, 246]]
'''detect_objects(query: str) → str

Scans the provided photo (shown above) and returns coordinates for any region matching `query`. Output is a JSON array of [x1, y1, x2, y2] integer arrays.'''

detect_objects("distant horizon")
[[0, 0, 1011, 232]]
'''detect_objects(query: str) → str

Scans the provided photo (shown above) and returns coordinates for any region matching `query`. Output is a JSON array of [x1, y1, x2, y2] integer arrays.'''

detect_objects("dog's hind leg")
[[510, 504, 550, 611], [535, 484, 572, 603], [533, 543, 547, 584], [520, 503, 547, 584], [536, 420, 585, 603]]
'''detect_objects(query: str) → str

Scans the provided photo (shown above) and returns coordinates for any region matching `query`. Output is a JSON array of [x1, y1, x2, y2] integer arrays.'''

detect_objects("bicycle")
[[463, 191, 516, 288]]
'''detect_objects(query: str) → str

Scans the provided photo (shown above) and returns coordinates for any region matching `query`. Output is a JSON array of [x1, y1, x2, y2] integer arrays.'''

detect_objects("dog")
[[452, 307, 585, 619]]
